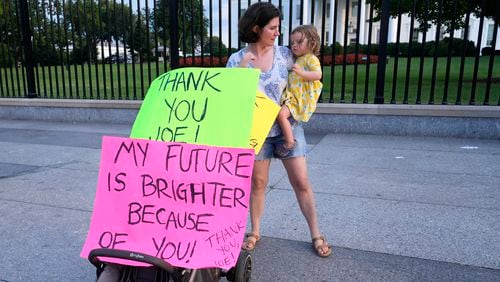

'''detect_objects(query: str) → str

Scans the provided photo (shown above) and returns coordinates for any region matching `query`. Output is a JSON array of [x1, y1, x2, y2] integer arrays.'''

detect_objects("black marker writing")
[[158, 70, 221, 93], [114, 140, 149, 167]]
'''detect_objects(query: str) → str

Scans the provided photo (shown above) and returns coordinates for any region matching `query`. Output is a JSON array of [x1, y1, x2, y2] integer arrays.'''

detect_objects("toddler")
[[275, 25, 323, 157]]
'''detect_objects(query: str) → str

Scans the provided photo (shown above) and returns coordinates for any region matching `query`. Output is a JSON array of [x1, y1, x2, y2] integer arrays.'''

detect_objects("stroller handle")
[[88, 248, 177, 273]]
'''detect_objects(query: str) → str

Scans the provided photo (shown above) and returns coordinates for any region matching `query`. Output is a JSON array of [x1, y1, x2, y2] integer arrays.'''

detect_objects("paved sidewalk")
[[0, 119, 499, 282]]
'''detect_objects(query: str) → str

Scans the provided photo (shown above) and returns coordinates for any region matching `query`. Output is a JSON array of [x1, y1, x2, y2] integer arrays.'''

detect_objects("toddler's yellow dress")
[[282, 53, 323, 122]]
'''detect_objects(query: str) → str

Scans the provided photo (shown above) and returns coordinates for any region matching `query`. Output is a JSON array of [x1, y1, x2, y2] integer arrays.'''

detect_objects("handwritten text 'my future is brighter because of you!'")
[[107, 140, 253, 229]]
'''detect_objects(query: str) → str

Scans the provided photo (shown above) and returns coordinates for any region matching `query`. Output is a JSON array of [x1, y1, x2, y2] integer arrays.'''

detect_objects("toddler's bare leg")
[[277, 105, 295, 147]]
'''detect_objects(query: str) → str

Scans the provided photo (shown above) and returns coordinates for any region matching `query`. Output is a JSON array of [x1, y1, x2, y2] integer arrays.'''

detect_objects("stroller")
[[89, 247, 252, 282]]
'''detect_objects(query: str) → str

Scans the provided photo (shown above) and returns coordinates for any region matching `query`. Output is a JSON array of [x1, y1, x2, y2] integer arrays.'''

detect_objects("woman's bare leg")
[[243, 159, 271, 249], [282, 156, 330, 256]]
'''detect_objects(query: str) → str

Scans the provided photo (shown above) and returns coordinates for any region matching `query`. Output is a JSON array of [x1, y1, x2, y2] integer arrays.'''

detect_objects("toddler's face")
[[290, 32, 309, 57]]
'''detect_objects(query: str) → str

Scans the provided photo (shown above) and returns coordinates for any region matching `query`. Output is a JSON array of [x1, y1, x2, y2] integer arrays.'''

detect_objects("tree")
[[366, 0, 498, 33], [62, 0, 134, 62], [0, 0, 61, 66], [206, 36, 228, 56], [0, 0, 23, 66], [154, 0, 209, 54], [130, 10, 152, 59]]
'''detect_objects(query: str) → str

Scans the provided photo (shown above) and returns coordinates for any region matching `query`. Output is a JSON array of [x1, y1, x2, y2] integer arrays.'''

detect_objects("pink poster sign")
[[80, 136, 254, 270]]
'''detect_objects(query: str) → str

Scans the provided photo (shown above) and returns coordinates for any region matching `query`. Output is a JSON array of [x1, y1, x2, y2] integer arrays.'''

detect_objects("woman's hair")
[[238, 2, 281, 43], [292, 25, 321, 56]]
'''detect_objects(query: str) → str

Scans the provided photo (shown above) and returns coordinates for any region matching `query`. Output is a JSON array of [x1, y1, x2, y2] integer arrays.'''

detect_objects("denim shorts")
[[255, 123, 307, 160]]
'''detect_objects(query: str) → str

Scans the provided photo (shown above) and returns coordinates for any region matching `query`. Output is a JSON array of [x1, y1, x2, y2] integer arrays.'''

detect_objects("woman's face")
[[256, 17, 280, 46]]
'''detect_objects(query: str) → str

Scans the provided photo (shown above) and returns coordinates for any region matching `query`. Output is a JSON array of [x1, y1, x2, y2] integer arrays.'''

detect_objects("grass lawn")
[[321, 56, 500, 105], [0, 56, 499, 105], [0, 61, 170, 100]]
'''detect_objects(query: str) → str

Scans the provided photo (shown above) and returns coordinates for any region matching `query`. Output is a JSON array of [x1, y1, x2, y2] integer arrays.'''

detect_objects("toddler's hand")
[[292, 63, 304, 76], [240, 52, 256, 67]]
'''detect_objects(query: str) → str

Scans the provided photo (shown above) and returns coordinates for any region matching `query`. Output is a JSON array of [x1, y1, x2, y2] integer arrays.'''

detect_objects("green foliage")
[[322, 42, 343, 55], [0, 1, 20, 48], [70, 45, 97, 64], [322, 45, 333, 55], [426, 38, 476, 57], [331, 42, 343, 54], [481, 47, 500, 56], [206, 36, 228, 56], [0, 0, 211, 64], [366, 0, 498, 33], [0, 43, 14, 67], [321, 38, 476, 58], [155, 0, 209, 54], [130, 15, 150, 57], [33, 45, 61, 66]]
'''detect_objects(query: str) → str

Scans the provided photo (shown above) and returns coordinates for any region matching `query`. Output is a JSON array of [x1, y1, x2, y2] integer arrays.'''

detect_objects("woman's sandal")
[[242, 233, 260, 251], [312, 235, 332, 257]]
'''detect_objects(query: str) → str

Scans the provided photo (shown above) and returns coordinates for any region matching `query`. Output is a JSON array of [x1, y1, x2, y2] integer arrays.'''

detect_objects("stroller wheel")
[[233, 250, 252, 282], [225, 250, 252, 282]]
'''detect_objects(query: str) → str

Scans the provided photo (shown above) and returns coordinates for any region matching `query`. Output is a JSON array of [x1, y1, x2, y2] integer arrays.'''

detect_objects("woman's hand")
[[240, 52, 257, 67]]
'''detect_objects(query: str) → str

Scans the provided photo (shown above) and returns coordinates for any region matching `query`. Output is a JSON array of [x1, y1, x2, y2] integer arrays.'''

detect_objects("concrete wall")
[[308, 104, 500, 139], [0, 99, 499, 139]]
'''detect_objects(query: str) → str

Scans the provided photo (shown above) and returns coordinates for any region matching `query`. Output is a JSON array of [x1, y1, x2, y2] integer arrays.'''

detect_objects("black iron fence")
[[0, 0, 498, 105]]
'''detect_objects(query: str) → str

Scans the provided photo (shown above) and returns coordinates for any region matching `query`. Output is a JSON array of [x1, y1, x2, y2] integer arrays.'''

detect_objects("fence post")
[[168, 0, 179, 69], [18, 0, 37, 98], [374, 0, 391, 104]]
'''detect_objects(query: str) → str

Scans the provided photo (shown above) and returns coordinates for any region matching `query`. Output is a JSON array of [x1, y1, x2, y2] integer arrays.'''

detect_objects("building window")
[[439, 29, 445, 40], [461, 25, 470, 40], [412, 28, 419, 42], [487, 24, 494, 46], [348, 21, 357, 34], [327, 3, 330, 18], [352, 2, 358, 18], [296, 5, 301, 20], [326, 31, 329, 40]]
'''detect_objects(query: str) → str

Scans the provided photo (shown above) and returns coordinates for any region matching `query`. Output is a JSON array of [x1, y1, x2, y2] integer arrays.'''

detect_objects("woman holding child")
[[226, 2, 331, 258]]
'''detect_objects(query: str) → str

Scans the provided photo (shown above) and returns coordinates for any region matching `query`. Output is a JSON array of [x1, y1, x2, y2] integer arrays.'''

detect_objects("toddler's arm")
[[292, 63, 322, 81]]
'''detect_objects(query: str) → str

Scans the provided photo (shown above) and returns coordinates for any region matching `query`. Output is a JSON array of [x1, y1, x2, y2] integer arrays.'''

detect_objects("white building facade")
[[223, 0, 499, 51]]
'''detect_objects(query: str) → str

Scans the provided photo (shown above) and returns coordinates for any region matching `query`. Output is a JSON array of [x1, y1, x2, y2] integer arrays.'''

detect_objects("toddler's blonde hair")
[[291, 25, 321, 56]]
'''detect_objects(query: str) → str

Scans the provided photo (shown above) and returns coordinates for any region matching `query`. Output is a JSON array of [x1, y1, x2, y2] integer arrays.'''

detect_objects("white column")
[[339, 0, 346, 44], [480, 21, 487, 50], [316, 0, 322, 31], [328, 0, 335, 44], [469, 18, 477, 43], [496, 25, 500, 50], [402, 15, 411, 43], [302, 0, 309, 24], [387, 17, 396, 43], [359, 0, 366, 44], [281, 1, 289, 44]]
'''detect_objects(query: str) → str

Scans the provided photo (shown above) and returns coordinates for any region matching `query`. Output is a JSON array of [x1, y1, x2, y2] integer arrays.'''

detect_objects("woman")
[[226, 2, 332, 258]]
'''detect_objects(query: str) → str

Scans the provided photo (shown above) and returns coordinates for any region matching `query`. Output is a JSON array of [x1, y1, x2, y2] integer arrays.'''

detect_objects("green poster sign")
[[130, 67, 259, 148]]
